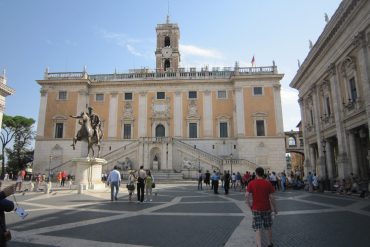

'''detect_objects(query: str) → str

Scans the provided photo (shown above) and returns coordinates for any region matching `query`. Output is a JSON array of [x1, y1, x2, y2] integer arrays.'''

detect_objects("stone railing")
[[140, 137, 171, 144], [44, 66, 277, 81], [102, 140, 140, 164], [172, 138, 223, 168]]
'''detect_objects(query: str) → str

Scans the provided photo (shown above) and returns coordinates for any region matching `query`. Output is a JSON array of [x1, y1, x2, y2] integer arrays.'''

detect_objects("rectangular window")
[[349, 77, 357, 102], [189, 91, 197, 99], [55, 123, 64, 138], [220, 122, 228, 138], [157, 92, 165, 99], [95, 93, 104, 102], [123, 124, 131, 139], [310, 110, 314, 125], [217, 90, 227, 99], [256, 120, 265, 136], [125, 92, 133, 100], [253, 87, 263, 96], [189, 123, 197, 138], [58, 91, 67, 100]]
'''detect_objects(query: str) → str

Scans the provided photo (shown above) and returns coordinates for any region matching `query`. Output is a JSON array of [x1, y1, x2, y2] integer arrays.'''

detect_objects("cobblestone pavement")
[[4, 183, 370, 247]]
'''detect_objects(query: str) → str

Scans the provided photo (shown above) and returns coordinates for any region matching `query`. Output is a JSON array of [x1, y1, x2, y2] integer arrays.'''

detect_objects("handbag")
[[151, 182, 155, 188], [126, 184, 135, 190]]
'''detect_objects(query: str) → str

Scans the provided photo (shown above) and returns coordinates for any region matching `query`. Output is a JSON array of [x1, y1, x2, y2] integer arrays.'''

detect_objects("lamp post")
[[48, 155, 52, 182], [321, 139, 330, 191], [230, 153, 233, 175]]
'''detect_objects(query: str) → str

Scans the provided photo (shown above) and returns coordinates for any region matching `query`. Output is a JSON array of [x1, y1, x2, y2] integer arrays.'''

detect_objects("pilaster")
[[138, 92, 148, 137], [173, 91, 182, 137], [273, 84, 284, 136], [36, 88, 48, 137], [203, 90, 213, 137], [235, 87, 245, 136], [108, 92, 118, 138]]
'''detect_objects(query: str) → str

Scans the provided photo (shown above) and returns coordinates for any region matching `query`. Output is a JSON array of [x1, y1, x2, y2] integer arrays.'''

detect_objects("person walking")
[[145, 170, 154, 202], [224, 170, 231, 195], [245, 167, 277, 247], [281, 172, 287, 192], [127, 171, 136, 202], [197, 170, 203, 190], [137, 166, 146, 203], [307, 172, 314, 192], [204, 170, 211, 188], [211, 171, 220, 194], [107, 166, 121, 201]]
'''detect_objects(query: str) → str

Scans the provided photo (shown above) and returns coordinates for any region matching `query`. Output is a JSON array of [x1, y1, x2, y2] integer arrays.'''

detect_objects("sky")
[[0, 0, 342, 132]]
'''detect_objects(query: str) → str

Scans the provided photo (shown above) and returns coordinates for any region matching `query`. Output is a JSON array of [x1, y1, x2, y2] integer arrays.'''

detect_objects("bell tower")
[[155, 16, 180, 71]]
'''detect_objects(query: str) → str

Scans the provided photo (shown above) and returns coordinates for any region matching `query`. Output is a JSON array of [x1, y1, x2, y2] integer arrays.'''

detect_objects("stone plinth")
[[71, 157, 107, 192]]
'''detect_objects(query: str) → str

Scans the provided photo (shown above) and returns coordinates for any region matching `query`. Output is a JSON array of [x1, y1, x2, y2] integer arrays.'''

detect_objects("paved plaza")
[[4, 183, 370, 247]]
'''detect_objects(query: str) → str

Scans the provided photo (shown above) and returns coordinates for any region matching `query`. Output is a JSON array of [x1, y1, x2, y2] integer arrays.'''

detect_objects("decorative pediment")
[[341, 56, 356, 76], [152, 96, 170, 120], [187, 99, 199, 118], [123, 101, 133, 118], [52, 115, 68, 121], [252, 112, 268, 118]]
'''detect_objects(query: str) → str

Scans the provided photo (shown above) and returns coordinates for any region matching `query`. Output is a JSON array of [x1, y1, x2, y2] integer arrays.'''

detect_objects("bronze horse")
[[70, 112, 103, 157]]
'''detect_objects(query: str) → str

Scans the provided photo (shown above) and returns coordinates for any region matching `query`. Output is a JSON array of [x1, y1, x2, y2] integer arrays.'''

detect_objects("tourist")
[[204, 170, 211, 188], [307, 172, 314, 192], [15, 170, 24, 192], [281, 172, 287, 192], [224, 170, 231, 195], [197, 170, 203, 190], [145, 170, 154, 202], [231, 172, 236, 190], [57, 171, 62, 187], [246, 167, 277, 247], [107, 166, 121, 201], [236, 172, 242, 191], [269, 172, 278, 190], [211, 171, 220, 194], [137, 165, 146, 203], [0, 184, 16, 246], [127, 171, 136, 202]]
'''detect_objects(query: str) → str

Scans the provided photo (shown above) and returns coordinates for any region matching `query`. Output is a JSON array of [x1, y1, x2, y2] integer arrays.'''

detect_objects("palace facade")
[[0, 71, 15, 129], [290, 0, 370, 181], [33, 18, 286, 178]]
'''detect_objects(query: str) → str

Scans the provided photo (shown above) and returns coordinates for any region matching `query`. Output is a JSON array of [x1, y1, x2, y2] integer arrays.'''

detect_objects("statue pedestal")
[[153, 161, 159, 171], [71, 157, 107, 192]]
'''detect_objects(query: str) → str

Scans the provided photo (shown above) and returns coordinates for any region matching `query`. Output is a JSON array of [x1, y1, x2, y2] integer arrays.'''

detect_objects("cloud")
[[281, 87, 301, 131], [180, 44, 222, 59], [98, 29, 153, 59]]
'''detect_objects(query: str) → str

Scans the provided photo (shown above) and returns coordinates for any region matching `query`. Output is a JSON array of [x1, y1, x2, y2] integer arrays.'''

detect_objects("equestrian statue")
[[70, 106, 103, 157]]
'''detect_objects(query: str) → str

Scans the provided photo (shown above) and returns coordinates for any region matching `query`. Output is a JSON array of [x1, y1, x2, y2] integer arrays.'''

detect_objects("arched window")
[[164, 59, 171, 71], [155, 124, 165, 137], [164, 36, 170, 47], [288, 137, 296, 146]]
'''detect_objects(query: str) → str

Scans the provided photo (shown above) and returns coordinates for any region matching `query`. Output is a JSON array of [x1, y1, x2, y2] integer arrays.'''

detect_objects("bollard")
[[78, 184, 84, 194]]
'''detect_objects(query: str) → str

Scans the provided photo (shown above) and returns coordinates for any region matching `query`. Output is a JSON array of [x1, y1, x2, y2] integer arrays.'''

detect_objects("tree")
[[0, 115, 35, 177]]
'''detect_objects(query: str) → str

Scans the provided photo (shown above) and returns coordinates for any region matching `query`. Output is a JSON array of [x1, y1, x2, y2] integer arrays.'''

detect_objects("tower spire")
[[166, 0, 170, 23]]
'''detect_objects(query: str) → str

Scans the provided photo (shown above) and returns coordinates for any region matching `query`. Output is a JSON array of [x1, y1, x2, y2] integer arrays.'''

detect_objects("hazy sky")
[[0, 0, 342, 131]]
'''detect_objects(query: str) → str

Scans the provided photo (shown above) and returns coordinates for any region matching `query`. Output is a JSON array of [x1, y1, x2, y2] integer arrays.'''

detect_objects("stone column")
[[162, 143, 168, 171], [325, 141, 334, 179], [173, 91, 183, 137], [138, 92, 147, 137], [299, 98, 311, 176], [328, 63, 349, 178], [167, 140, 173, 170], [36, 89, 48, 137], [203, 90, 213, 137], [235, 87, 245, 136], [312, 86, 325, 177], [108, 92, 118, 138], [76, 89, 89, 134], [309, 145, 316, 174], [348, 131, 359, 176], [273, 84, 284, 136]]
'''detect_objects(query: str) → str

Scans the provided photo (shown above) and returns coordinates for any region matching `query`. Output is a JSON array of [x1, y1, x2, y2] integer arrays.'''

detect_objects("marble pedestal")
[[71, 157, 107, 192]]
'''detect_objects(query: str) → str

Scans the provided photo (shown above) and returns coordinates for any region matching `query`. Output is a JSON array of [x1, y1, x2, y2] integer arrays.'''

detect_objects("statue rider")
[[87, 106, 102, 145]]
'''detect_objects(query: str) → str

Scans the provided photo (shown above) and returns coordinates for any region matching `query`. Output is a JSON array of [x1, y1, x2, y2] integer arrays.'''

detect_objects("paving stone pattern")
[[4, 183, 370, 246]]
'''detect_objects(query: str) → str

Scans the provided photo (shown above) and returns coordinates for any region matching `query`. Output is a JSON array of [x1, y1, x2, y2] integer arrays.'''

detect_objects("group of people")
[[106, 165, 155, 203]]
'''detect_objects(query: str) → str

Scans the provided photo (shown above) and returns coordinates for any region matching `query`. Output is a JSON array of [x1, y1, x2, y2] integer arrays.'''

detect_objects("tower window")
[[253, 87, 263, 96], [164, 36, 171, 47], [164, 59, 171, 71], [124, 92, 133, 100]]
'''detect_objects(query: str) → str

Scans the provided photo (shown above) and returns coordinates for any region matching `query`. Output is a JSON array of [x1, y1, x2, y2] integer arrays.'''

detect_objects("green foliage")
[[1, 114, 35, 177]]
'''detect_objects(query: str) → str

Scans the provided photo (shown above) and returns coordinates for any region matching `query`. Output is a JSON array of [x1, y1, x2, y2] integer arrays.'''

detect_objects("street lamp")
[[48, 155, 52, 182], [321, 138, 330, 191], [230, 153, 233, 175]]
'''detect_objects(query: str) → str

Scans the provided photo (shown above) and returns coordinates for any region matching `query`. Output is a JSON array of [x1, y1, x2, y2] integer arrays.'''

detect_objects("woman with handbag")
[[127, 171, 136, 202], [145, 170, 154, 202]]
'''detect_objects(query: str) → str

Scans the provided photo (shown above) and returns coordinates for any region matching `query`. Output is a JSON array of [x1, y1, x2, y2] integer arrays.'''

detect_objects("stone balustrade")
[[44, 66, 277, 81]]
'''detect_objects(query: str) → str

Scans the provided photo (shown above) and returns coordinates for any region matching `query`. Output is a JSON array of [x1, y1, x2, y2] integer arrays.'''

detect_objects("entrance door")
[[155, 124, 165, 137]]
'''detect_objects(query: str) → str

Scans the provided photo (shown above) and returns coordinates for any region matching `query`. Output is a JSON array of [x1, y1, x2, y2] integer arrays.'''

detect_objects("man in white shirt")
[[137, 166, 147, 203], [107, 166, 121, 201]]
